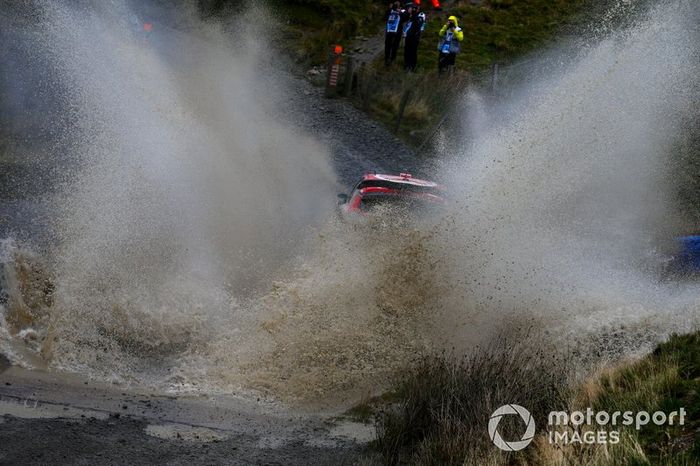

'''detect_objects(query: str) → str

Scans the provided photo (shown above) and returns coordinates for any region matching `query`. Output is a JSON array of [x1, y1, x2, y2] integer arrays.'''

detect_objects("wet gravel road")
[[280, 75, 430, 183], [0, 363, 370, 465]]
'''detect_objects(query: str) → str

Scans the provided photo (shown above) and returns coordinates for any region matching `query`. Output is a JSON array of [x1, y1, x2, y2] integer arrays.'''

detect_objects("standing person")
[[402, 3, 424, 72], [437, 15, 463, 74], [384, 2, 402, 66]]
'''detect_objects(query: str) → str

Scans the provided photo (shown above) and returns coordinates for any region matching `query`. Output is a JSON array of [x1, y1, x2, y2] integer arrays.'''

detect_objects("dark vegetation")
[[372, 329, 570, 465], [268, 0, 382, 65], [199, 0, 382, 64]]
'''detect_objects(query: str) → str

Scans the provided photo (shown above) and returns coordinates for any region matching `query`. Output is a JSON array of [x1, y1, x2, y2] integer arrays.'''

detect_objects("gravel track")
[[279, 75, 431, 183]]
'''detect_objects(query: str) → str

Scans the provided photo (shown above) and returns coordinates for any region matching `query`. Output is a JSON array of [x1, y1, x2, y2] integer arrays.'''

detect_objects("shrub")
[[375, 328, 570, 465]]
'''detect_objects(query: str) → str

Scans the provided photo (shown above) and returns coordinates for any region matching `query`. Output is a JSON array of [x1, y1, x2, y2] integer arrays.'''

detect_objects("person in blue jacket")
[[384, 2, 403, 66], [402, 3, 424, 72]]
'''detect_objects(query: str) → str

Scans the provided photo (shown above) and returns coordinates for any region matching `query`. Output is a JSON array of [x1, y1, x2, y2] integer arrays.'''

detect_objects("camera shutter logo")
[[488, 404, 536, 451]]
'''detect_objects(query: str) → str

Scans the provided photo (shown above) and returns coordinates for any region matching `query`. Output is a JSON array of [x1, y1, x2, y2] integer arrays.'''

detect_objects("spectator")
[[402, 3, 424, 72], [384, 2, 402, 66], [437, 15, 463, 74]]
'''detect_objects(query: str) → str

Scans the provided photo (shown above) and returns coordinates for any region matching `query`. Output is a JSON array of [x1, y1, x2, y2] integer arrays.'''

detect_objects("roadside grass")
[[550, 331, 700, 465], [373, 328, 570, 465], [358, 70, 468, 145], [264, 0, 590, 68], [414, 0, 587, 73], [371, 331, 700, 465]]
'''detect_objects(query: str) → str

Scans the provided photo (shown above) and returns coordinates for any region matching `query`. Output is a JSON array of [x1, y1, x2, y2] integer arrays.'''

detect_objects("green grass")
[[350, 0, 592, 145], [415, 0, 587, 72], [266, 0, 590, 69], [372, 331, 700, 465], [566, 332, 700, 464], [197, 0, 382, 64], [268, 0, 383, 65]]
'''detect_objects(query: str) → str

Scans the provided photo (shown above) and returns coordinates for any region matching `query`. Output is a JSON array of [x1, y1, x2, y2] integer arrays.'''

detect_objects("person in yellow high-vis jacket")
[[437, 15, 463, 74]]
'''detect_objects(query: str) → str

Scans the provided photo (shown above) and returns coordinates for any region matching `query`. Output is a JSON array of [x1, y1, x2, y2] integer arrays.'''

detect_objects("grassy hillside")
[[268, 0, 382, 64], [270, 0, 589, 67], [201, 0, 590, 68], [416, 0, 587, 71]]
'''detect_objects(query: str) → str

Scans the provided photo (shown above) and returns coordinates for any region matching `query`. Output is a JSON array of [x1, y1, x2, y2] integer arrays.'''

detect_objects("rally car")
[[664, 234, 700, 277], [337, 172, 446, 215]]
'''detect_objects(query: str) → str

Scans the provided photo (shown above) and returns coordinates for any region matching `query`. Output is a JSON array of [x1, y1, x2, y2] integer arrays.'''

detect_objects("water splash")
[[434, 0, 699, 353], [0, 1, 698, 403]]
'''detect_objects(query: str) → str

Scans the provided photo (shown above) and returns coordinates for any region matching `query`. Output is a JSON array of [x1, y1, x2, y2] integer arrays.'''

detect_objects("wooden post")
[[394, 89, 412, 134], [343, 56, 354, 97], [360, 63, 372, 111], [357, 62, 365, 99]]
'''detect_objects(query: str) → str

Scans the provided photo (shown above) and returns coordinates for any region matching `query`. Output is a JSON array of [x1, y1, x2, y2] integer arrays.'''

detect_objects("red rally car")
[[337, 172, 446, 214]]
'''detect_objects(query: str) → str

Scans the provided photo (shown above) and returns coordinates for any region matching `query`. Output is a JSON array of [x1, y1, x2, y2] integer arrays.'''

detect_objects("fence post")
[[394, 89, 412, 134], [360, 63, 372, 111], [343, 56, 355, 97], [490, 62, 499, 94]]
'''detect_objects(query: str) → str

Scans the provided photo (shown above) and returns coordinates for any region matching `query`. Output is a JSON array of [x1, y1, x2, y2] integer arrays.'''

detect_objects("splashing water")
[[0, 0, 698, 403], [432, 0, 699, 354]]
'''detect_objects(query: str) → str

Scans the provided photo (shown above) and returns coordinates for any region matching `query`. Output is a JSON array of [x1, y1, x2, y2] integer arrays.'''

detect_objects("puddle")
[[0, 398, 108, 420]]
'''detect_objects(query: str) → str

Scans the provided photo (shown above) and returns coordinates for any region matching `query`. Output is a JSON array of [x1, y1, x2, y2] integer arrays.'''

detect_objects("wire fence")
[[323, 49, 549, 150]]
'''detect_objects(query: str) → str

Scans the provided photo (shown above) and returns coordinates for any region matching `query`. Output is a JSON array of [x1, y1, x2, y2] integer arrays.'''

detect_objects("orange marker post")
[[325, 44, 344, 97]]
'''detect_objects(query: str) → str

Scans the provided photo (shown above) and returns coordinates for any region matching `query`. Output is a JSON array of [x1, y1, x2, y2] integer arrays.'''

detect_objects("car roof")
[[361, 173, 443, 189]]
